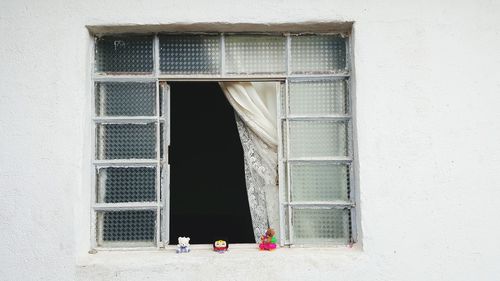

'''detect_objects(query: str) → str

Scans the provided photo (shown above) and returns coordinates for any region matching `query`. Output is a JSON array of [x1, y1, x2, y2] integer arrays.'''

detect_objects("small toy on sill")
[[176, 237, 191, 253], [259, 228, 277, 251], [213, 239, 229, 253]]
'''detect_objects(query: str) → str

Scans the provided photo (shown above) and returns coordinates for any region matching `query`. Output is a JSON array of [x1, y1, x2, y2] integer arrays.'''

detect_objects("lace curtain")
[[219, 82, 279, 242]]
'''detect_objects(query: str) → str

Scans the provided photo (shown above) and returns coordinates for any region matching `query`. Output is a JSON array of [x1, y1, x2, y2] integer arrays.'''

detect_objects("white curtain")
[[219, 82, 280, 242]]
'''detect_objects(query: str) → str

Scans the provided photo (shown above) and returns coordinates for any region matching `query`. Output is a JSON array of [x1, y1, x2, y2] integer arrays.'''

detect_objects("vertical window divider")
[[347, 33, 357, 244], [284, 34, 292, 245], [90, 36, 97, 250], [155, 79, 161, 248], [162, 83, 171, 246], [154, 35, 163, 247], [220, 33, 226, 76], [277, 82, 286, 246], [284, 78, 293, 245]]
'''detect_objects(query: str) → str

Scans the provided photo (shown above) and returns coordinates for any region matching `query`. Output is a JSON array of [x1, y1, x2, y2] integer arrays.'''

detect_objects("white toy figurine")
[[176, 237, 191, 253]]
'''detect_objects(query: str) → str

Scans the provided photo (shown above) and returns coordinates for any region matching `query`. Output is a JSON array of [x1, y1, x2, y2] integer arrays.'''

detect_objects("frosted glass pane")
[[160, 35, 220, 74], [97, 210, 156, 247], [280, 83, 286, 117], [96, 123, 156, 160], [95, 82, 156, 116], [289, 79, 348, 115], [290, 163, 349, 201], [95, 36, 153, 74], [283, 206, 290, 244], [225, 35, 286, 74], [96, 167, 156, 203], [288, 120, 348, 158], [291, 35, 347, 74], [292, 208, 350, 244]]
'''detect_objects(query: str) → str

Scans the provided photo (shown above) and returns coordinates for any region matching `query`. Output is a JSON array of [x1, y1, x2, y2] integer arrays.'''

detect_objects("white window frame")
[[90, 32, 356, 250]]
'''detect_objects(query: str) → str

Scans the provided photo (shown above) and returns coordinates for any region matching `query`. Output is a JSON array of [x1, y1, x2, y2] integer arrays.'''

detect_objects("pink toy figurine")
[[259, 228, 277, 251]]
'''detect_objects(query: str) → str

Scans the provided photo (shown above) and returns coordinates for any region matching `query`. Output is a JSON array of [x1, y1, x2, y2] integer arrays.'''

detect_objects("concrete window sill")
[[76, 244, 364, 280], [78, 244, 363, 264]]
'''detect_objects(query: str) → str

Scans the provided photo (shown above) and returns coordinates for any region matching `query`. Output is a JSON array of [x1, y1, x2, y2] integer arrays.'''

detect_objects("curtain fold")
[[219, 82, 279, 242]]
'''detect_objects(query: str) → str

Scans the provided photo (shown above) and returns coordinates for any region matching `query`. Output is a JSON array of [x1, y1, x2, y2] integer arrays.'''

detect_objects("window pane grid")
[[159, 35, 221, 74], [95, 82, 157, 117], [96, 210, 157, 247], [279, 34, 353, 245], [96, 167, 157, 203], [93, 34, 349, 78], [225, 35, 286, 74], [92, 75, 164, 248], [96, 123, 157, 160], [288, 120, 350, 158], [290, 162, 350, 202], [290, 34, 347, 74], [95, 36, 154, 74], [92, 33, 354, 248], [291, 207, 351, 244], [288, 79, 349, 116]]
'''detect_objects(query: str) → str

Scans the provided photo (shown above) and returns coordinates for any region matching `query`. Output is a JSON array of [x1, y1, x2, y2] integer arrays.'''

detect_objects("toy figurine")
[[213, 239, 229, 253], [176, 237, 191, 253], [259, 228, 277, 251]]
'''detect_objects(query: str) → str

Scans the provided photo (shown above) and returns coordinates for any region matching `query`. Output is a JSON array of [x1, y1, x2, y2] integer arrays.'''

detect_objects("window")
[[91, 32, 355, 249]]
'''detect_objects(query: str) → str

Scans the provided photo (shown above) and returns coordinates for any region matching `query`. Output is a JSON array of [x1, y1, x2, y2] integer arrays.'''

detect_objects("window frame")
[[90, 32, 357, 250]]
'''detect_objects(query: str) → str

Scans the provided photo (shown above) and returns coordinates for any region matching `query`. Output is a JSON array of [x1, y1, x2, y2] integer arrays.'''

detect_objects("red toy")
[[213, 240, 229, 253], [259, 228, 277, 251]]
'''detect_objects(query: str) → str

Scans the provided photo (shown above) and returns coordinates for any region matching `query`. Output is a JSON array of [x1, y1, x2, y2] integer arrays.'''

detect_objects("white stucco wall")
[[1, 0, 500, 280]]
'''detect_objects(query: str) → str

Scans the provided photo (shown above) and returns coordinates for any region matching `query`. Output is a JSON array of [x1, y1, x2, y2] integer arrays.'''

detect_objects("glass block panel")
[[96, 123, 156, 160], [288, 120, 349, 158], [283, 206, 290, 244], [225, 35, 286, 74], [289, 79, 348, 115], [280, 82, 286, 117], [291, 35, 347, 74], [292, 208, 350, 244], [290, 163, 349, 202], [95, 36, 154, 73], [95, 82, 156, 116], [160, 35, 220, 74], [97, 210, 156, 247], [96, 167, 156, 203]]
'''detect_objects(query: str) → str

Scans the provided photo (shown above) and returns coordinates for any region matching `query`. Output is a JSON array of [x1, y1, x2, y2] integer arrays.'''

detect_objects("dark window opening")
[[169, 82, 255, 244]]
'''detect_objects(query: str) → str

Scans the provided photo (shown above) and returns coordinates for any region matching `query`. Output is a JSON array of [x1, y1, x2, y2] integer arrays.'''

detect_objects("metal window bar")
[[91, 32, 355, 249], [160, 83, 171, 245], [277, 82, 287, 246]]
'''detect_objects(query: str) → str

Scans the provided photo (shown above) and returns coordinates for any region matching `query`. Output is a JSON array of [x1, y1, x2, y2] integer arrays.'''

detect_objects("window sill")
[[77, 243, 363, 267]]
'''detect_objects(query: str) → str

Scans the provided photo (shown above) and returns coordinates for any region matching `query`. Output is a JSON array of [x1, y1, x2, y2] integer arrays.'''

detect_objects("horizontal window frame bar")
[[283, 115, 351, 121], [94, 246, 158, 251], [158, 75, 286, 82], [93, 202, 162, 211], [93, 117, 166, 123], [92, 74, 349, 82], [93, 75, 157, 82], [286, 157, 352, 163], [94, 74, 286, 81], [157, 32, 349, 37], [93, 159, 158, 166], [286, 201, 355, 208], [288, 73, 349, 79], [290, 238, 351, 246]]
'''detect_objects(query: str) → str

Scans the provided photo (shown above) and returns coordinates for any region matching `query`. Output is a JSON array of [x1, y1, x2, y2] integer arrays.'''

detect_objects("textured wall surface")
[[1, 0, 500, 280]]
